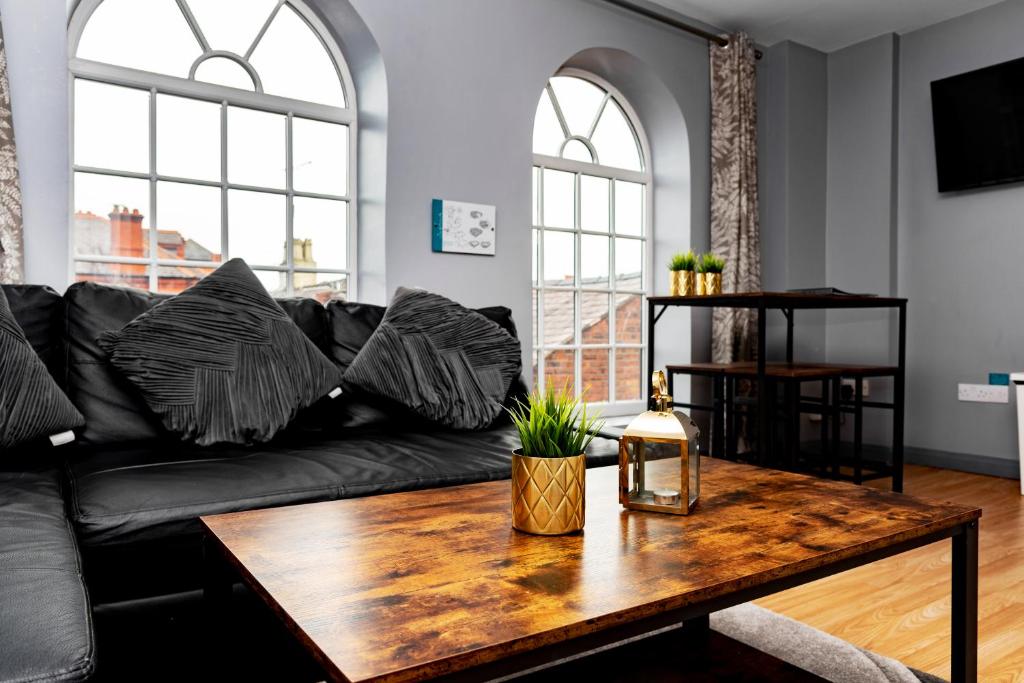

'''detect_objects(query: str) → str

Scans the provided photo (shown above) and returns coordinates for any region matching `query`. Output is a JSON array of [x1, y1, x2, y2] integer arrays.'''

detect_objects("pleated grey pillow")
[[343, 287, 521, 430], [97, 258, 342, 446], [0, 288, 84, 450]]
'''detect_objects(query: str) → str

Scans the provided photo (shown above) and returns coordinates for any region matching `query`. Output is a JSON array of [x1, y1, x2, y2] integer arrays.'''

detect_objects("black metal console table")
[[647, 292, 908, 492]]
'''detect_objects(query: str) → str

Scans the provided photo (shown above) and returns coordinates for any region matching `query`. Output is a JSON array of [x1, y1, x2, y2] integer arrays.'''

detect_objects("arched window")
[[68, 0, 356, 302], [532, 71, 650, 409]]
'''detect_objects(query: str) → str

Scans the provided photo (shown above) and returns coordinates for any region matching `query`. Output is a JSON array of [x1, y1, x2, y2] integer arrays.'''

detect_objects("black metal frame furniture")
[[648, 292, 908, 492]]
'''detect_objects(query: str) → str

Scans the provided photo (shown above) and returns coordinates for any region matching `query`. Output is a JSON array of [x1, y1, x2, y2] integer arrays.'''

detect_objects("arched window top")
[[72, 0, 347, 108], [533, 73, 645, 173]]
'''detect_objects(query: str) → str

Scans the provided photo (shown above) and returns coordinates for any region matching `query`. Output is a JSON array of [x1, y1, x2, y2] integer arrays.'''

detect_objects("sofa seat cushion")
[[67, 426, 619, 602], [0, 469, 95, 682]]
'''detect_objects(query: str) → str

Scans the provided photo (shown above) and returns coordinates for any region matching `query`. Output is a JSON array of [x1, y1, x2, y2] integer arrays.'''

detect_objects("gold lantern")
[[618, 371, 700, 515]]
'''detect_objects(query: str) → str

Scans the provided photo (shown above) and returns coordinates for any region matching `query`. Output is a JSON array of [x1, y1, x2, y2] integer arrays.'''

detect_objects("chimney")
[[110, 205, 145, 259]]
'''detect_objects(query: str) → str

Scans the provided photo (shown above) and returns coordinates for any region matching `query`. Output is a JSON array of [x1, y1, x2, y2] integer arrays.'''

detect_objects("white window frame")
[[67, 0, 359, 298], [532, 68, 653, 416]]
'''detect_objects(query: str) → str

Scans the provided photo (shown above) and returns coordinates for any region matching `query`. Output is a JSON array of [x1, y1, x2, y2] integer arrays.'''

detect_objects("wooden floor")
[[756, 465, 1023, 682]]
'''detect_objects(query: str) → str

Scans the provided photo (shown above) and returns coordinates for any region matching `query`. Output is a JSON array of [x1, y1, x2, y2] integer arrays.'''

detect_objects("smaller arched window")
[[68, 0, 356, 302], [532, 71, 651, 410]]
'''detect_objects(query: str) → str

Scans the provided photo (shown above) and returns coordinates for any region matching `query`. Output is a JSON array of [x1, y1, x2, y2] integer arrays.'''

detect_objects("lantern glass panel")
[[625, 438, 686, 512]]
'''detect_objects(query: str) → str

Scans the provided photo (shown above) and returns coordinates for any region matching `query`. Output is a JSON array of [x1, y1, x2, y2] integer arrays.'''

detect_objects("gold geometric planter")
[[704, 272, 722, 295], [511, 450, 585, 535], [696, 272, 707, 296], [670, 270, 696, 297]]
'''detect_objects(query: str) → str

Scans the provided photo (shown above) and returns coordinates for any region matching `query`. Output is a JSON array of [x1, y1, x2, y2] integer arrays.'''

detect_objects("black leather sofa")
[[0, 283, 619, 681]]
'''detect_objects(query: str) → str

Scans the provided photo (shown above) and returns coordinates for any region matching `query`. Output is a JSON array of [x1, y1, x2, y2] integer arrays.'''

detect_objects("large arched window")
[[68, 0, 356, 301], [532, 70, 650, 410]]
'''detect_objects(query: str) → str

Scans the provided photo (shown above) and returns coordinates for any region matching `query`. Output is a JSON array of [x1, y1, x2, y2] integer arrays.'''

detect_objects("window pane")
[[293, 118, 348, 195], [194, 56, 256, 90], [615, 348, 642, 401], [293, 197, 347, 270], [156, 182, 222, 262], [249, 5, 345, 107], [542, 169, 574, 229], [227, 190, 285, 266], [76, 0, 200, 78], [75, 261, 149, 291], [562, 139, 593, 163], [293, 272, 348, 303], [580, 292, 609, 344], [156, 264, 216, 294], [73, 173, 149, 257], [531, 168, 539, 226], [543, 349, 575, 396], [580, 235, 608, 287], [185, 0, 278, 56], [531, 229, 538, 286], [549, 76, 604, 137], [542, 230, 574, 287], [614, 180, 644, 236], [531, 289, 539, 349], [580, 176, 609, 232], [74, 80, 149, 172], [581, 349, 609, 403], [532, 89, 563, 156], [615, 238, 643, 290], [228, 107, 285, 188], [592, 100, 642, 171], [252, 269, 288, 297], [615, 294, 643, 343], [157, 94, 220, 182], [542, 290, 574, 346]]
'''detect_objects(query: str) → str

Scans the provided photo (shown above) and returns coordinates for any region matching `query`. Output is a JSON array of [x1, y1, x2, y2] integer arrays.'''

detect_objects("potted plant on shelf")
[[507, 384, 603, 535], [698, 253, 725, 295], [668, 250, 697, 296]]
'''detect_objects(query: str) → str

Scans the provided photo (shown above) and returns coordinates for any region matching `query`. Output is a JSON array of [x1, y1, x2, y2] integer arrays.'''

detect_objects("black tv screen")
[[931, 56, 1024, 192]]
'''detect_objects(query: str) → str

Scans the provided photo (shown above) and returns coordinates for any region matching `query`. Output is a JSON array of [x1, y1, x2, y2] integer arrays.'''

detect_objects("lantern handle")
[[651, 370, 672, 412]]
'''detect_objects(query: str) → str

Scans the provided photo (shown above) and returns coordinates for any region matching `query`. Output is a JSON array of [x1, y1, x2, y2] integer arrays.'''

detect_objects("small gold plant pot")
[[704, 272, 722, 295], [511, 450, 585, 535], [670, 270, 696, 297], [696, 272, 707, 296]]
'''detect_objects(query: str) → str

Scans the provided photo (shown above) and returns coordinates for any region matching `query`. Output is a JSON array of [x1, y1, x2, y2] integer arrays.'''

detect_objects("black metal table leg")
[[831, 377, 841, 478], [647, 299, 656, 410], [892, 303, 907, 492], [756, 302, 768, 465], [951, 521, 978, 683], [854, 377, 864, 485]]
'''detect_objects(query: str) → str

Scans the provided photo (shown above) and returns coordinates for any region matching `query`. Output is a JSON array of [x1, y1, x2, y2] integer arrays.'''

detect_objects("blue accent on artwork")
[[431, 199, 443, 252], [989, 372, 1010, 386]]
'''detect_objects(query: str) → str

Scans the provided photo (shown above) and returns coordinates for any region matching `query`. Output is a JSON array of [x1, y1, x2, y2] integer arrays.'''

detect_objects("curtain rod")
[[598, 0, 763, 60]]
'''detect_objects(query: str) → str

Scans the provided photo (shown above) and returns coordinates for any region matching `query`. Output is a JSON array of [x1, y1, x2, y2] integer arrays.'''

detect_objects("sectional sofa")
[[0, 282, 620, 682]]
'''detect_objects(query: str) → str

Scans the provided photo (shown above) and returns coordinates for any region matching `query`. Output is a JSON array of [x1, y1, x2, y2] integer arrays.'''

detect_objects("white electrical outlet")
[[841, 378, 870, 397], [957, 383, 1009, 404]]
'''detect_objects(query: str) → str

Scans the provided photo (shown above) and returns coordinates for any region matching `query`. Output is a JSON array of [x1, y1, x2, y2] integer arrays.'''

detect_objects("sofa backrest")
[[63, 282, 333, 446], [1, 284, 65, 381]]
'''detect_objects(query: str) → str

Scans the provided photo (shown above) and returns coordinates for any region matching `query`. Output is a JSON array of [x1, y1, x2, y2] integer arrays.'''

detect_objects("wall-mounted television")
[[931, 56, 1024, 193]]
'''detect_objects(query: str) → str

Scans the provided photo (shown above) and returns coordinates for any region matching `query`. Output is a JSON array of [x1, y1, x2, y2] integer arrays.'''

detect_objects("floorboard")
[[755, 465, 1024, 682]]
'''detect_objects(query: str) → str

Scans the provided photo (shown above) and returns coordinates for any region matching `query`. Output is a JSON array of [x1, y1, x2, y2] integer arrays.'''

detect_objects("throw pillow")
[[0, 288, 84, 450], [342, 287, 521, 430], [97, 258, 342, 446]]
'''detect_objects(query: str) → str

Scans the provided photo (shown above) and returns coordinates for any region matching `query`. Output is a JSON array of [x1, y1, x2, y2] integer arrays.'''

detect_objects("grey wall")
[[1, 0, 68, 288], [896, 0, 1024, 463], [758, 41, 828, 361], [345, 0, 712, 396]]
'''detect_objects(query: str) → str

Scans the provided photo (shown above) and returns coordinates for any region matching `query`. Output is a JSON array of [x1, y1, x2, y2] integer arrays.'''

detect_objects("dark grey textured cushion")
[[97, 258, 342, 446], [0, 288, 84, 450], [343, 287, 521, 430]]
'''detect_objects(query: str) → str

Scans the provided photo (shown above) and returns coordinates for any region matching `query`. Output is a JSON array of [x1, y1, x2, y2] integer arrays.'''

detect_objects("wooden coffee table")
[[201, 458, 980, 682]]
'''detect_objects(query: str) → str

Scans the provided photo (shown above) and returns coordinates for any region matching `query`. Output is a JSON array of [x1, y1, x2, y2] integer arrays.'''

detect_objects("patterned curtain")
[[710, 33, 760, 363], [0, 18, 22, 284]]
